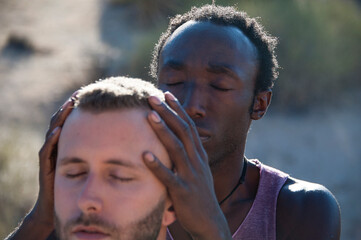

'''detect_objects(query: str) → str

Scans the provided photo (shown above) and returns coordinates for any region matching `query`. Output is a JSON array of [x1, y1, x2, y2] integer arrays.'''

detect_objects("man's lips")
[[72, 225, 110, 240], [196, 128, 211, 142]]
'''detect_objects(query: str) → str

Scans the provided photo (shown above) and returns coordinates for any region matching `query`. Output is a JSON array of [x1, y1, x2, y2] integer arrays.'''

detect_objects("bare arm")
[[5, 96, 75, 240], [276, 178, 341, 240]]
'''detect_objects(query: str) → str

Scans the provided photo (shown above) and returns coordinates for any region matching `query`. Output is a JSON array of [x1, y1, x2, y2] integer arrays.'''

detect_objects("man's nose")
[[77, 174, 103, 214], [182, 83, 206, 119]]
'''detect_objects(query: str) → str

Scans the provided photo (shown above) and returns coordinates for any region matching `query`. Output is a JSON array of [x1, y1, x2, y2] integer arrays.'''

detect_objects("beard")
[[55, 198, 165, 240], [207, 128, 245, 170]]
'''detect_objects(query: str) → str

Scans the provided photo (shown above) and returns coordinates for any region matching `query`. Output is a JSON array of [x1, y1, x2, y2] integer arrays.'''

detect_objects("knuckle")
[[187, 118, 197, 129], [153, 103, 166, 114], [179, 121, 191, 135], [170, 139, 185, 153], [170, 176, 183, 189], [177, 182, 191, 195]]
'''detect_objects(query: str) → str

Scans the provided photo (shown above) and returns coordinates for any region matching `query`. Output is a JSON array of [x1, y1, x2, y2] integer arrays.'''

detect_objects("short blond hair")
[[75, 76, 164, 112]]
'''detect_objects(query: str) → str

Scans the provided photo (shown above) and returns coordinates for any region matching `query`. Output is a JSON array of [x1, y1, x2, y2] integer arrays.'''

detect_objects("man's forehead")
[[159, 20, 259, 83], [66, 107, 149, 128], [62, 108, 155, 145], [57, 156, 142, 169], [161, 20, 258, 62], [58, 108, 170, 168], [165, 21, 251, 46]]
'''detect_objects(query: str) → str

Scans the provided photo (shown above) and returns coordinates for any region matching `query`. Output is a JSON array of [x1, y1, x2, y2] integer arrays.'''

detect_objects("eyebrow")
[[162, 59, 185, 71], [58, 157, 85, 166], [105, 159, 137, 168], [162, 60, 240, 80], [206, 62, 239, 80], [58, 157, 137, 169]]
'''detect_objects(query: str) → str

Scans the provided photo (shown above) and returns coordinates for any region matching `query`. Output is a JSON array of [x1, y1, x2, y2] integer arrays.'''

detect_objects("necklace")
[[218, 158, 248, 205]]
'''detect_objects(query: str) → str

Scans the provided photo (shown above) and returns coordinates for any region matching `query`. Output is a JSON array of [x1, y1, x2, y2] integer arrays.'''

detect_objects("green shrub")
[[109, 0, 183, 25], [246, 0, 361, 110], [124, 0, 361, 110]]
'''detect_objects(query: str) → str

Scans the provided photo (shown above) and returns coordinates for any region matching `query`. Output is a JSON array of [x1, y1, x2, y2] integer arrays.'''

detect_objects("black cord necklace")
[[218, 158, 248, 205]]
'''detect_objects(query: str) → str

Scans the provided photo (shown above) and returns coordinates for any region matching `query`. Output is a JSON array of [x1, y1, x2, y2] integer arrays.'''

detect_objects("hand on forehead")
[[56, 108, 171, 170]]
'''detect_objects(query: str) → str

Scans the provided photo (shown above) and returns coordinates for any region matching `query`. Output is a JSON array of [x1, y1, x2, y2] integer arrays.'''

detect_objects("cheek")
[[54, 174, 76, 221], [135, 177, 166, 202], [159, 84, 185, 101], [212, 99, 251, 137], [128, 177, 166, 202], [225, 93, 254, 121], [111, 180, 167, 223]]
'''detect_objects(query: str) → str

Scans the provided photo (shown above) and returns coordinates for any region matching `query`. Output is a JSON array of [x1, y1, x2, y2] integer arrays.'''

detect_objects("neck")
[[211, 150, 246, 204]]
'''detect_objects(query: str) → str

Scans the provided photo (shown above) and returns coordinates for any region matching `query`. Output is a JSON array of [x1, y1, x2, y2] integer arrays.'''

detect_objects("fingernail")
[[150, 96, 162, 105], [71, 91, 79, 99], [165, 91, 177, 102], [150, 111, 161, 123], [144, 152, 155, 162]]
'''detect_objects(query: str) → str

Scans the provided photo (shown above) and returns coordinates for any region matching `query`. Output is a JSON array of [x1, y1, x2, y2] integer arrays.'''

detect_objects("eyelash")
[[211, 85, 231, 92], [66, 172, 86, 178], [166, 82, 183, 86], [110, 175, 134, 182], [166, 81, 231, 92], [65, 173, 133, 182]]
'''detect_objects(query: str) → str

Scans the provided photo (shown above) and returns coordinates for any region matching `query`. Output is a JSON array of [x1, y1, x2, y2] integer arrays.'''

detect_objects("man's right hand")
[[5, 95, 76, 240], [143, 92, 232, 240]]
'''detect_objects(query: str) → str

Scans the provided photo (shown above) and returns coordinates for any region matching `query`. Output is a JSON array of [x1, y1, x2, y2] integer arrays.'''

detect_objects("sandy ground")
[[0, 0, 360, 239]]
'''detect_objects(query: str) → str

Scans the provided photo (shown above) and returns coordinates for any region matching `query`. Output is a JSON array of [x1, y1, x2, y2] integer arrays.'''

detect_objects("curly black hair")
[[150, 4, 279, 92]]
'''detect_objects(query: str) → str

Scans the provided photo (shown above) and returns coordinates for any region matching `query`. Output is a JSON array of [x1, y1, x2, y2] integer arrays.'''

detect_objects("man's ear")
[[162, 200, 176, 227], [251, 90, 272, 120]]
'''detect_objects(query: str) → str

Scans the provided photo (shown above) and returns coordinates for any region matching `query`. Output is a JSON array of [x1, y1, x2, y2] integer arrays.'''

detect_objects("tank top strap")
[[232, 159, 289, 240], [166, 160, 289, 240]]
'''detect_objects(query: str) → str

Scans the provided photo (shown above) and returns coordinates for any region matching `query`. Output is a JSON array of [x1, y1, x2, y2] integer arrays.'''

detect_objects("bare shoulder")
[[276, 177, 341, 240]]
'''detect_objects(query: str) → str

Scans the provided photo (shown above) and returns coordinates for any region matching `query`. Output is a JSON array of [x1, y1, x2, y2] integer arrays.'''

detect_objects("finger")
[[70, 90, 79, 99], [148, 96, 205, 164], [164, 92, 207, 160], [40, 126, 61, 174], [46, 97, 75, 138], [143, 151, 181, 190], [147, 111, 193, 174], [47, 90, 78, 136]]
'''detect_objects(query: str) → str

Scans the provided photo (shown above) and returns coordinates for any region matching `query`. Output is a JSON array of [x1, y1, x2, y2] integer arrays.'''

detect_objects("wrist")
[[5, 207, 54, 240], [191, 214, 232, 240], [30, 197, 54, 228], [192, 228, 232, 240]]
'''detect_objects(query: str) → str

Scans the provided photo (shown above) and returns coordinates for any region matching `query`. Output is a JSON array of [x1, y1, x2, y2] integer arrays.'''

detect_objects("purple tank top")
[[166, 160, 289, 240], [232, 160, 288, 239]]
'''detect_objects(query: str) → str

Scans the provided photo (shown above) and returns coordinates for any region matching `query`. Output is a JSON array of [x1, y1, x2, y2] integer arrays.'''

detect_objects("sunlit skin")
[[151, 20, 340, 239], [6, 19, 340, 240], [54, 108, 176, 240], [4, 9, 340, 240], [157, 21, 264, 234], [158, 20, 260, 168]]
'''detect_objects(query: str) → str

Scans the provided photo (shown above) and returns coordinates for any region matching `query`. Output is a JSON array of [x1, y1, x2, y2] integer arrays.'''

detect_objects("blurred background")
[[0, 0, 360, 239]]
